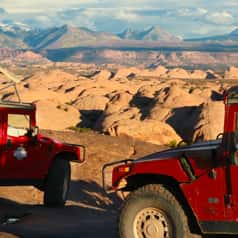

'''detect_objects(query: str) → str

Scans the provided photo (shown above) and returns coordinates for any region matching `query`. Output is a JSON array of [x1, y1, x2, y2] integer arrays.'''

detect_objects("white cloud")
[[205, 11, 234, 25], [1, 0, 238, 37], [115, 9, 140, 22], [1, 0, 100, 12], [222, 1, 238, 7], [177, 8, 207, 17]]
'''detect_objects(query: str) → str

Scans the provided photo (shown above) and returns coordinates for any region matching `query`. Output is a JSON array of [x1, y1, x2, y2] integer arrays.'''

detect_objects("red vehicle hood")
[[38, 134, 85, 163], [136, 139, 221, 163]]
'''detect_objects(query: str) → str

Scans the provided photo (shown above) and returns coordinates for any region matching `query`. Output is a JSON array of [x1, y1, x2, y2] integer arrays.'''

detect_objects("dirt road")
[[0, 131, 160, 238], [0, 131, 235, 238], [0, 182, 119, 238]]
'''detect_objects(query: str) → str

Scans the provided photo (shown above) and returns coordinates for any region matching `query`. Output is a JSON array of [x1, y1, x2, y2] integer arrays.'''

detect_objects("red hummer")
[[103, 86, 238, 237], [0, 100, 85, 207]]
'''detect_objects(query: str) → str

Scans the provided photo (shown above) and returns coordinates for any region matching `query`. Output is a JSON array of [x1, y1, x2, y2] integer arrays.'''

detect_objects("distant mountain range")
[[186, 28, 238, 42], [1, 22, 238, 51], [1, 21, 238, 65], [118, 26, 181, 42], [0, 23, 182, 50], [25, 25, 121, 50]]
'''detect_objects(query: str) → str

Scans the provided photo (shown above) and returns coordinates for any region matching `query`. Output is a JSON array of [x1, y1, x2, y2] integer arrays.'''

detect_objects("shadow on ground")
[[0, 180, 237, 238], [0, 180, 121, 238]]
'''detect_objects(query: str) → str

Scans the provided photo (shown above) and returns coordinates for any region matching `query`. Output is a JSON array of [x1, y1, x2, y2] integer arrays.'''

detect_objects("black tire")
[[44, 159, 71, 208], [34, 184, 44, 192], [118, 184, 191, 238]]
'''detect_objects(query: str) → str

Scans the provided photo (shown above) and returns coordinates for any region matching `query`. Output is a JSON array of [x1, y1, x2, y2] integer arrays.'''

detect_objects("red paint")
[[108, 86, 238, 234], [0, 102, 84, 181]]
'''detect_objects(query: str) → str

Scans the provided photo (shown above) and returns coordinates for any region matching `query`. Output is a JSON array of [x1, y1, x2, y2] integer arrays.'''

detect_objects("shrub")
[[67, 126, 92, 133], [167, 140, 178, 148], [66, 100, 74, 105]]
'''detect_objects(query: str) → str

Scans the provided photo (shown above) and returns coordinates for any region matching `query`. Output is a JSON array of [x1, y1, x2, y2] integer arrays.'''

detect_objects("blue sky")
[[0, 0, 238, 38]]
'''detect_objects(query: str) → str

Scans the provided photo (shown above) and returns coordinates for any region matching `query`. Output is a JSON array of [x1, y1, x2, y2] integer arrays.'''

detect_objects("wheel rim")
[[133, 207, 173, 238]]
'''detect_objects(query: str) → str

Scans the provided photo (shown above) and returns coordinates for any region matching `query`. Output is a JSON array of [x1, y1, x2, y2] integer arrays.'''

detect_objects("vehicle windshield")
[[7, 114, 30, 137]]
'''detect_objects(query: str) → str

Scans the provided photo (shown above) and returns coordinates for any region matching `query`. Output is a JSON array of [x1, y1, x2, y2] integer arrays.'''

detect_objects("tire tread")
[[118, 184, 192, 238]]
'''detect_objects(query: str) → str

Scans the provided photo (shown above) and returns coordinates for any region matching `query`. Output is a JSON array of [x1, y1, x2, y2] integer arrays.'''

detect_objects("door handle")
[[6, 139, 12, 149]]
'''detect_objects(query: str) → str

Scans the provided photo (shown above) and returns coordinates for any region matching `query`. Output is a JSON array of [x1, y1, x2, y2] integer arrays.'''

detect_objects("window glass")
[[7, 114, 30, 137]]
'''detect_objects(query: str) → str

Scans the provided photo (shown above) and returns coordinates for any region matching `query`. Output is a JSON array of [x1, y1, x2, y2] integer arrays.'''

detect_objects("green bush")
[[167, 140, 178, 148], [67, 126, 92, 133], [66, 100, 74, 105]]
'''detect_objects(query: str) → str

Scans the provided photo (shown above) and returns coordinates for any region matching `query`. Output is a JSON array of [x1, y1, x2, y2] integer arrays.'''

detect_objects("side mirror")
[[31, 126, 39, 137], [230, 153, 238, 165], [227, 132, 238, 165], [234, 132, 238, 146]]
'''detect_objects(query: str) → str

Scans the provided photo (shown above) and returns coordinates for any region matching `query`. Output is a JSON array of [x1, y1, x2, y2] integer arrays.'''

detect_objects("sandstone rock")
[[0, 66, 228, 146], [206, 70, 220, 79], [95, 91, 138, 130], [167, 68, 190, 79], [108, 119, 181, 145], [155, 84, 204, 108], [25, 69, 77, 90], [193, 101, 224, 141], [76, 87, 111, 97], [93, 70, 113, 81], [147, 84, 206, 141], [154, 66, 168, 77], [148, 104, 171, 121], [15, 51, 50, 63], [72, 95, 109, 128], [190, 70, 207, 79], [104, 91, 134, 115], [114, 67, 141, 79], [138, 66, 168, 78], [99, 107, 141, 132], [137, 84, 164, 98], [36, 99, 80, 130], [5, 87, 69, 104], [74, 95, 109, 112], [224, 66, 238, 80], [148, 99, 202, 141]]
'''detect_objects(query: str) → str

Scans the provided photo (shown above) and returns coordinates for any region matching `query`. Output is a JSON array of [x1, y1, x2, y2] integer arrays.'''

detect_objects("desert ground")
[[0, 130, 163, 238], [0, 130, 234, 238], [0, 64, 238, 237], [0, 130, 232, 238]]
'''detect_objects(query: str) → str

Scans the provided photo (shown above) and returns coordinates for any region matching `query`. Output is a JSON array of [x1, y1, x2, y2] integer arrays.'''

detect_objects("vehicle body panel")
[[0, 101, 84, 183], [104, 87, 238, 234]]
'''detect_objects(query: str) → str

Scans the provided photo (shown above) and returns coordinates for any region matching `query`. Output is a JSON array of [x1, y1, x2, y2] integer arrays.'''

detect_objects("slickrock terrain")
[[0, 64, 235, 238], [0, 64, 235, 144], [224, 66, 238, 80]]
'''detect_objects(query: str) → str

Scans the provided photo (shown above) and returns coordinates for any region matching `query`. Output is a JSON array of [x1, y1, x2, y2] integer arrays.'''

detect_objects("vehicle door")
[[227, 109, 238, 221], [0, 112, 43, 179]]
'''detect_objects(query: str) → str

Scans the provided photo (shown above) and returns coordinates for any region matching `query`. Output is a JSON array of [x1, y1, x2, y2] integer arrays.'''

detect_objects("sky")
[[0, 0, 238, 38]]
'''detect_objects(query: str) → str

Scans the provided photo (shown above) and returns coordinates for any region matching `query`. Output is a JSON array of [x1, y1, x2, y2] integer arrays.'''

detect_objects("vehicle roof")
[[0, 101, 35, 110]]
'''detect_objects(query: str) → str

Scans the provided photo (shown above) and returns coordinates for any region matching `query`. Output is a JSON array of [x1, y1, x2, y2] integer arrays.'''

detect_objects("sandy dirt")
[[0, 130, 162, 238], [0, 131, 233, 238]]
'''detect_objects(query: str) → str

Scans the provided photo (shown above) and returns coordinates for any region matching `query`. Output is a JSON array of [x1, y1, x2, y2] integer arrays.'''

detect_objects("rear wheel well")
[[123, 174, 201, 234]]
